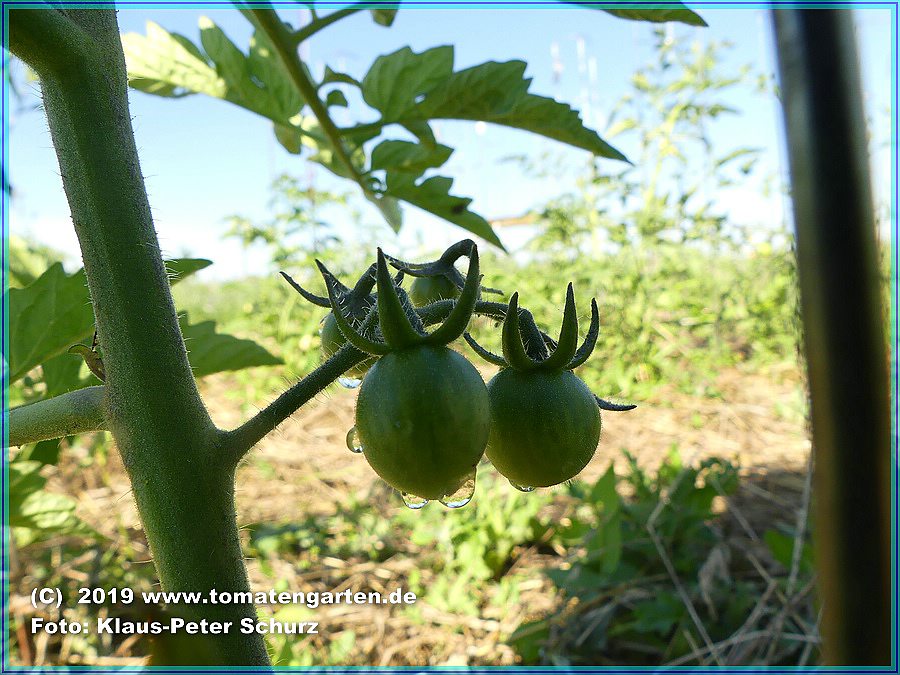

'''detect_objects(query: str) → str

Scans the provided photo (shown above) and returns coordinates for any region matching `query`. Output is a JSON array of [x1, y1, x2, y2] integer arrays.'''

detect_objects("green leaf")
[[9, 461, 99, 543], [122, 21, 224, 98], [580, 4, 707, 27], [7, 259, 212, 386], [362, 46, 454, 121], [42, 352, 94, 398], [370, 6, 399, 26], [325, 89, 349, 108], [321, 66, 361, 88], [165, 258, 212, 283], [6, 263, 95, 384], [367, 194, 404, 232], [248, 29, 305, 121], [414, 60, 627, 160], [179, 314, 282, 378], [125, 19, 304, 124], [370, 140, 452, 175], [384, 173, 503, 248], [17, 439, 62, 466]]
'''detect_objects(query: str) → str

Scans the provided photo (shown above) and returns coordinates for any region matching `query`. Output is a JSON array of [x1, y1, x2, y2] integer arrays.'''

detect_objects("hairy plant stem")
[[222, 344, 366, 463], [8, 386, 106, 447], [10, 8, 268, 665]]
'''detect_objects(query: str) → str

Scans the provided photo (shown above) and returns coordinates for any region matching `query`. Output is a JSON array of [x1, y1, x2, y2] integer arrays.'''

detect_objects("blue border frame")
[[1, 1, 897, 671]]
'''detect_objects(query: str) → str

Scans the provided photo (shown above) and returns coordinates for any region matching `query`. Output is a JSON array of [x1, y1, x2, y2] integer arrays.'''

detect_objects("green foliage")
[[399, 473, 552, 615], [6, 255, 282, 407], [223, 173, 363, 272], [9, 457, 99, 547], [117, 5, 707, 243], [510, 451, 818, 666]]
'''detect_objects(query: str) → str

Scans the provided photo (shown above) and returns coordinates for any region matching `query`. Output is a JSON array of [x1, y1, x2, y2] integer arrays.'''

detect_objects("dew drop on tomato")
[[401, 493, 429, 509], [509, 481, 535, 493], [339, 376, 362, 389], [345, 427, 363, 454], [440, 469, 476, 509]]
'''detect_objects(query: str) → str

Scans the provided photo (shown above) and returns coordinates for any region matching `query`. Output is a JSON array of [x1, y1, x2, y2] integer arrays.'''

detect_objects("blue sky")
[[7, 5, 895, 279]]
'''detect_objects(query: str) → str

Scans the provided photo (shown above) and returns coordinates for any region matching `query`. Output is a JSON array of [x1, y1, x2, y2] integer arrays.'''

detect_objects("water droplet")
[[345, 427, 363, 454], [510, 480, 535, 493], [401, 493, 429, 509], [339, 376, 361, 389], [440, 470, 476, 508]]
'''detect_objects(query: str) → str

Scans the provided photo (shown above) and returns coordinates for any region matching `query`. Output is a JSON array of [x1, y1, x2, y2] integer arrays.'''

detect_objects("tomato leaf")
[[179, 314, 282, 378], [413, 59, 627, 160], [383, 173, 503, 248], [362, 46, 454, 121], [6, 263, 95, 384], [370, 140, 453, 175], [7, 258, 211, 385], [122, 21, 224, 98], [124, 19, 305, 124], [9, 461, 100, 544], [595, 5, 707, 27], [370, 6, 399, 26]]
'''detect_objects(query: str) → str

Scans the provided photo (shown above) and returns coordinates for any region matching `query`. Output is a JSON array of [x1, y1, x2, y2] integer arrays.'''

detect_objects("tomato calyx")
[[383, 239, 503, 303], [464, 284, 636, 412], [318, 242, 482, 354]]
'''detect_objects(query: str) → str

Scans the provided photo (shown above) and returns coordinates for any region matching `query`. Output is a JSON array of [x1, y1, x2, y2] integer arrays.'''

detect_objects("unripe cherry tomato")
[[485, 368, 601, 488], [355, 345, 490, 499], [408, 276, 459, 307]]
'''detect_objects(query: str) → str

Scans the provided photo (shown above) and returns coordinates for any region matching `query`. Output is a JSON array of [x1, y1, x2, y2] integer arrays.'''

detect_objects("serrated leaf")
[[122, 21, 224, 98], [179, 314, 282, 378], [414, 60, 627, 160], [370, 140, 452, 175], [7, 259, 212, 386], [384, 173, 503, 248], [362, 46, 454, 121], [125, 19, 304, 124], [370, 6, 399, 26]]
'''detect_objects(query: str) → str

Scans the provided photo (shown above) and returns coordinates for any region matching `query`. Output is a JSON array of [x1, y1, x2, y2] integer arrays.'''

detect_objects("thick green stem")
[[10, 8, 268, 665], [7, 387, 107, 447]]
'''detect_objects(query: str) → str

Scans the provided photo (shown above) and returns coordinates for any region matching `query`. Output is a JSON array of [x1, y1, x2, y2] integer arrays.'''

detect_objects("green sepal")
[[375, 249, 425, 349], [463, 332, 507, 367], [423, 244, 480, 346], [539, 283, 579, 371], [501, 293, 539, 371], [316, 260, 390, 356], [567, 298, 600, 369], [595, 395, 637, 412], [280, 271, 331, 307]]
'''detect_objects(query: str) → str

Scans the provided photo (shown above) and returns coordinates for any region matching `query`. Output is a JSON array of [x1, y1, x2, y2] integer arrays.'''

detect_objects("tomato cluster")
[[284, 241, 634, 508]]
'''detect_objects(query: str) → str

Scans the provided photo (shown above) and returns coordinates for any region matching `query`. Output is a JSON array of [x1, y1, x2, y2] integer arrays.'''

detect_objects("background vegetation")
[[11, 14, 889, 667]]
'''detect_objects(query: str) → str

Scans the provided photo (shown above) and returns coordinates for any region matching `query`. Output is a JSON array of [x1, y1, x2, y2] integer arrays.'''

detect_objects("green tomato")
[[485, 368, 601, 488], [355, 346, 490, 499], [320, 312, 375, 378], [409, 276, 459, 307]]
